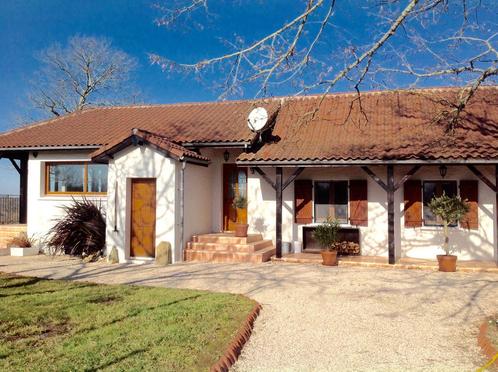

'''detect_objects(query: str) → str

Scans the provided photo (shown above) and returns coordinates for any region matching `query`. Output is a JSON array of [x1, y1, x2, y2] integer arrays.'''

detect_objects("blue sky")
[[0, 0, 493, 193], [0, 0, 288, 192], [0, 0, 324, 193]]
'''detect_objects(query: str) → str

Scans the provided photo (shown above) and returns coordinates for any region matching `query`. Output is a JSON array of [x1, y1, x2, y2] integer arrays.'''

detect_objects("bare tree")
[[29, 36, 138, 118], [150, 0, 497, 127]]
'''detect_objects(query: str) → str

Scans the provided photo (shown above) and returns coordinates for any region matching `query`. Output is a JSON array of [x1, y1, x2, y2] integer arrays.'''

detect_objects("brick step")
[[194, 233, 263, 244], [187, 239, 273, 253], [185, 246, 275, 263]]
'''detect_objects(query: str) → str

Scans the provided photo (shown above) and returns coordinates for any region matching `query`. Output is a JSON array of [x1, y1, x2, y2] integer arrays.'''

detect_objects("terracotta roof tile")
[[1, 86, 497, 163], [90, 129, 210, 163], [0, 100, 281, 149], [237, 86, 498, 163]]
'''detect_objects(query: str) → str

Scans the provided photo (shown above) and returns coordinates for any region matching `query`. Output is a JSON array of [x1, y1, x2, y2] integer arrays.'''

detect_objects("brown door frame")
[[130, 177, 157, 258], [222, 164, 248, 231]]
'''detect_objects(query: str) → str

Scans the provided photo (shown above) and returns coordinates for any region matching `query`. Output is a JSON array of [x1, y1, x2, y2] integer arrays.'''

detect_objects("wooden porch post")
[[387, 164, 395, 264], [275, 167, 283, 258], [496, 165, 498, 265], [19, 155, 28, 224]]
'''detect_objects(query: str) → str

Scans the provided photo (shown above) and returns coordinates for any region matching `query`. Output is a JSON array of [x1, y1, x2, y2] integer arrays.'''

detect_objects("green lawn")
[[0, 273, 256, 371]]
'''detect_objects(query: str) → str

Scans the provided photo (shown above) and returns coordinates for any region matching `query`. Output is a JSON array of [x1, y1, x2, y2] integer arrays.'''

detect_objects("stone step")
[[185, 246, 276, 263], [187, 239, 273, 253], [194, 233, 264, 244]]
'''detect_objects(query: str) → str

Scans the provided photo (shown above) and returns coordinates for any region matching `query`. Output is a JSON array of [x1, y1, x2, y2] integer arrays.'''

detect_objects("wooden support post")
[[19, 155, 28, 224], [496, 165, 498, 266], [387, 164, 395, 265], [252, 167, 276, 190], [275, 167, 283, 258]]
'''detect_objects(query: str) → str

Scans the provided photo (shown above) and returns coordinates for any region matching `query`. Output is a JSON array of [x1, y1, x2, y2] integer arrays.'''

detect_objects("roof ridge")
[[93, 96, 283, 110], [278, 85, 498, 102]]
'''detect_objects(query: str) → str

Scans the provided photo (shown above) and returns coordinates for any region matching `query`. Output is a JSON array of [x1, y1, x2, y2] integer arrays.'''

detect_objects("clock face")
[[247, 107, 269, 132]]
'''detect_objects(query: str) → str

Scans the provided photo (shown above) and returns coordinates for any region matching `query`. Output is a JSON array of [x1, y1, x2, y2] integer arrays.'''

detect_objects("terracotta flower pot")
[[437, 254, 457, 272], [234, 224, 249, 237], [321, 250, 338, 266]]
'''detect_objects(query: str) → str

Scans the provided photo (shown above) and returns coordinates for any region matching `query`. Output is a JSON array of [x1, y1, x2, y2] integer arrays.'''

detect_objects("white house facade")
[[1, 86, 497, 265]]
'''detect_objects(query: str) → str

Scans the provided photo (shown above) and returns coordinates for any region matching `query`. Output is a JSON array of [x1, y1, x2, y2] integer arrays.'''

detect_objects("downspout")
[[179, 159, 186, 262]]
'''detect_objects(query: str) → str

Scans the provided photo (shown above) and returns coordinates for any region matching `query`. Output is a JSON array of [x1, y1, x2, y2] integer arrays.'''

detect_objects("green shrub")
[[428, 193, 469, 255], [313, 217, 340, 251]]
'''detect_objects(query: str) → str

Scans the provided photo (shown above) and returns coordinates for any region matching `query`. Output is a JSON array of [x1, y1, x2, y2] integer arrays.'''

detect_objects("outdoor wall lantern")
[[439, 165, 448, 178], [224, 150, 230, 162]]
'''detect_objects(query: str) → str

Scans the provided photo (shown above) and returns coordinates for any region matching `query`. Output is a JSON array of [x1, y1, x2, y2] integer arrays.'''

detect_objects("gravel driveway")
[[0, 256, 496, 371]]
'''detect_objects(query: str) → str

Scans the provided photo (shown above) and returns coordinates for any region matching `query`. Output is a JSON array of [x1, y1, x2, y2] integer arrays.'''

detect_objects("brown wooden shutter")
[[460, 180, 478, 230], [294, 180, 313, 224], [404, 180, 422, 227], [349, 180, 368, 226]]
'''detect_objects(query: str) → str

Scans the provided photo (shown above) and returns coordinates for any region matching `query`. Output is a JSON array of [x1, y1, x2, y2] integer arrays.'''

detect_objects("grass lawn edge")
[[0, 271, 260, 371], [211, 300, 262, 372]]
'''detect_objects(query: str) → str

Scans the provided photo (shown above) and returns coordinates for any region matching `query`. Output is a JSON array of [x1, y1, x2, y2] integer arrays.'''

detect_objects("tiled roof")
[[0, 100, 281, 149], [237, 86, 498, 163], [1, 86, 497, 163], [90, 129, 210, 163]]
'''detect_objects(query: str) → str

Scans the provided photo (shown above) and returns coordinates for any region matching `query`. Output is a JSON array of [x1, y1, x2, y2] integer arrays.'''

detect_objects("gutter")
[[182, 141, 252, 149], [179, 160, 186, 262], [237, 159, 498, 167], [0, 145, 100, 151]]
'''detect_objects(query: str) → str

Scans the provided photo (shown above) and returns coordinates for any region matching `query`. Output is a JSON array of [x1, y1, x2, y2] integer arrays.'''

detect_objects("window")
[[314, 181, 348, 223], [46, 162, 108, 194], [423, 181, 457, 226]]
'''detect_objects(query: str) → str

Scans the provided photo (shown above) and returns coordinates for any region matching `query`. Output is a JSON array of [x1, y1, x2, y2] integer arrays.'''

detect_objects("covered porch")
[[241, 162, 498, 267]]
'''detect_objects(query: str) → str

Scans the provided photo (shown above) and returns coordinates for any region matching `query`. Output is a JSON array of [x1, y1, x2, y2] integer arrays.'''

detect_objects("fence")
[[0, 195, 20, 224]]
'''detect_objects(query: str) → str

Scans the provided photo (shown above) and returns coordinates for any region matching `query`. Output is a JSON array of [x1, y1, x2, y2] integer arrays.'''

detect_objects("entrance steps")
[[185, 233, 275, 263]]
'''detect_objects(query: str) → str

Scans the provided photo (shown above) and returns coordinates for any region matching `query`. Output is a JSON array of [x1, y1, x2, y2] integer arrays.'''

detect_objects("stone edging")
[[211, 301, 262, 372], [478, 318, 498, 369]]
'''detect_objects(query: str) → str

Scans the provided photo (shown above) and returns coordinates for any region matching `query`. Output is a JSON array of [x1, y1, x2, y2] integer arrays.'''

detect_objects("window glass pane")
[[87, 164, 108, 193], [314, 182, 331, 222], [423, 181, 457, 226], [49, 164, 84, 192], [314, 181, 348, 223], [333, 181, 348, 223], [237, 170, 247, 198], [442, 182, 457, 197]]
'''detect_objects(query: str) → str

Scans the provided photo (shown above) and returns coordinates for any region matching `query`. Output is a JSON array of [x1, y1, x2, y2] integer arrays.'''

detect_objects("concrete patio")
[[0, 255, 497, 371], [272, 253, 498, 273]]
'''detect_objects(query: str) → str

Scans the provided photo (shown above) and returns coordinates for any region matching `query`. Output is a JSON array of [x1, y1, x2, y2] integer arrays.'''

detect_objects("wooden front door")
[[223, 164, 247, 231], [130, 178, 156, 258]]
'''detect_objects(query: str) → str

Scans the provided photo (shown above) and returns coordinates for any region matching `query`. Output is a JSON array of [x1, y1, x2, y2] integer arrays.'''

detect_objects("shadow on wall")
[[402, 227, 495, 261]]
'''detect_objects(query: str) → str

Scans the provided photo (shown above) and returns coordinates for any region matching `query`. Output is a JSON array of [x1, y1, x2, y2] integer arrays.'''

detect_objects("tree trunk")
[[443, 221, 450, 255]]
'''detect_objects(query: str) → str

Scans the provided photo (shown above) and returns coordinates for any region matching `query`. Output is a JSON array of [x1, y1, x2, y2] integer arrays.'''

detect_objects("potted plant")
[[314, 217, 340, 266], [232, 194, 249, 237], [9, 232, 38, 257], [428, 193, 470, 272]]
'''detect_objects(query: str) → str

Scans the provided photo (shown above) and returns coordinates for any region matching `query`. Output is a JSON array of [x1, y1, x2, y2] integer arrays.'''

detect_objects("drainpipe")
[[179, 159, 186, 262]]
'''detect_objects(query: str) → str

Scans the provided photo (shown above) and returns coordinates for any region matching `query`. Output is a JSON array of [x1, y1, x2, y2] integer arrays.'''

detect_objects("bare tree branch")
[[28, 35, 139, 119]]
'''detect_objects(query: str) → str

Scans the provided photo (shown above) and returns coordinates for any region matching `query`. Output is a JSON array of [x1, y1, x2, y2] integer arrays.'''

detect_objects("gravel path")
[[0, 256, 497, 371]]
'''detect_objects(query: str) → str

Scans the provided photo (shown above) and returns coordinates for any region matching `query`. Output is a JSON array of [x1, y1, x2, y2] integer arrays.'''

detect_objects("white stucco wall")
[[27, 150, 107, 243], [247, 165, 497, 262], [106, 145, 177, 263], [399, 165, 496, 261], [183, 161, 214, 244]]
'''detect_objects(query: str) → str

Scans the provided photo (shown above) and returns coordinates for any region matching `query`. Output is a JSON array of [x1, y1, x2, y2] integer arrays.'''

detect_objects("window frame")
[[422, 180, 458, 227], [313, 180, 349, 224], [45, 161, 108, 196]]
